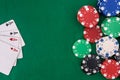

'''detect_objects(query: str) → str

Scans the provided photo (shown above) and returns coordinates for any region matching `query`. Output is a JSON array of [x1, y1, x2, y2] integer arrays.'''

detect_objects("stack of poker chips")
[[72, 0, 120, 79]]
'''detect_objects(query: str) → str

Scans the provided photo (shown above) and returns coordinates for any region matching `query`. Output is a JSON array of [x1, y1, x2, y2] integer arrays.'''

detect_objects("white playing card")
[[0, 36, 22, 66], [0, 19, 25, 47], [0, 41, 20, 75]]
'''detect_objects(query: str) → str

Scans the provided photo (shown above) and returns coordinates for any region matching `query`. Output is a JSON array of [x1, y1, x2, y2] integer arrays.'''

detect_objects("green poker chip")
[[101, 17, 120, 38], [72, 39, 92, 58]]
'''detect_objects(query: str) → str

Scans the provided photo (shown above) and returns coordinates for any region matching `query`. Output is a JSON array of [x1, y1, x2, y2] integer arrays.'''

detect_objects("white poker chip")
[[96, 36, 119, 58]]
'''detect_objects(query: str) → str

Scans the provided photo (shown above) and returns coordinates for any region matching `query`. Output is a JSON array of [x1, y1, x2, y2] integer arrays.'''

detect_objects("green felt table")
[[0, 0, 120, 80]]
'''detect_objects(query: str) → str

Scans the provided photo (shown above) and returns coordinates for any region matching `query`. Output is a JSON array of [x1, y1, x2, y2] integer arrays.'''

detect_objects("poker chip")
[[96, 36, 119, 58], [100, 59, 120, 79], [83, 25, 103, 43], [113, 49, 120, 63], [81, 54, 101, 75], [77, 5, 99, 28], [114, 53, 120, 63], [72, 39, 92, 58], [101, 17, 120, 38], [99, 0, 120, 16]]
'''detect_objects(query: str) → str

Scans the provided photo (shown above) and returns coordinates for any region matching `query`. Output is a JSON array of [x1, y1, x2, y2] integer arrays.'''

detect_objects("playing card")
[[0, 41, 20, 75], [0, 35, 22, 66], [0, 20, 25, 47]]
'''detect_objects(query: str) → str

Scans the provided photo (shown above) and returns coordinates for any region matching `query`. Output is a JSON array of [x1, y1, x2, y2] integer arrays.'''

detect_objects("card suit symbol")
[[6, 23, 9, 26], [10, 38, 12, 41], [10, 32, 13, 35], [11, 47, 13, 50]]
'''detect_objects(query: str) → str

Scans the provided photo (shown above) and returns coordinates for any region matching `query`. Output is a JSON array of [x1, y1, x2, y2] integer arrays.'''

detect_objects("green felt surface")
[[0, 0, 119, 80]]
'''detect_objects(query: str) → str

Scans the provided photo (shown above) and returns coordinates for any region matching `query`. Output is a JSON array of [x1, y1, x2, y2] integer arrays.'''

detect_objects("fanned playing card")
[[0, 36, 22, 66], [0, 41, 20, 75]]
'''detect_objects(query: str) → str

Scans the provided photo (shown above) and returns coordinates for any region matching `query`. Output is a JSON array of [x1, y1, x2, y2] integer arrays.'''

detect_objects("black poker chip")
[[113, 49, 120, 63], [81, 54, 102, 75]]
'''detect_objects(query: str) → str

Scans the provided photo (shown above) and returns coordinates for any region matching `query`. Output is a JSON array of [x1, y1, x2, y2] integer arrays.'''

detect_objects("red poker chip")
[[100, 59, 120, 79], [83, 25, 102, 43], [77, 5, 99, 28]]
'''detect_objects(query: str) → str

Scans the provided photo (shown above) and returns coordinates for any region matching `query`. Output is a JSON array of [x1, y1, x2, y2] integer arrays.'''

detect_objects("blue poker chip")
[[96, 36, 119, 58], [99, 0, 120, 16]]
